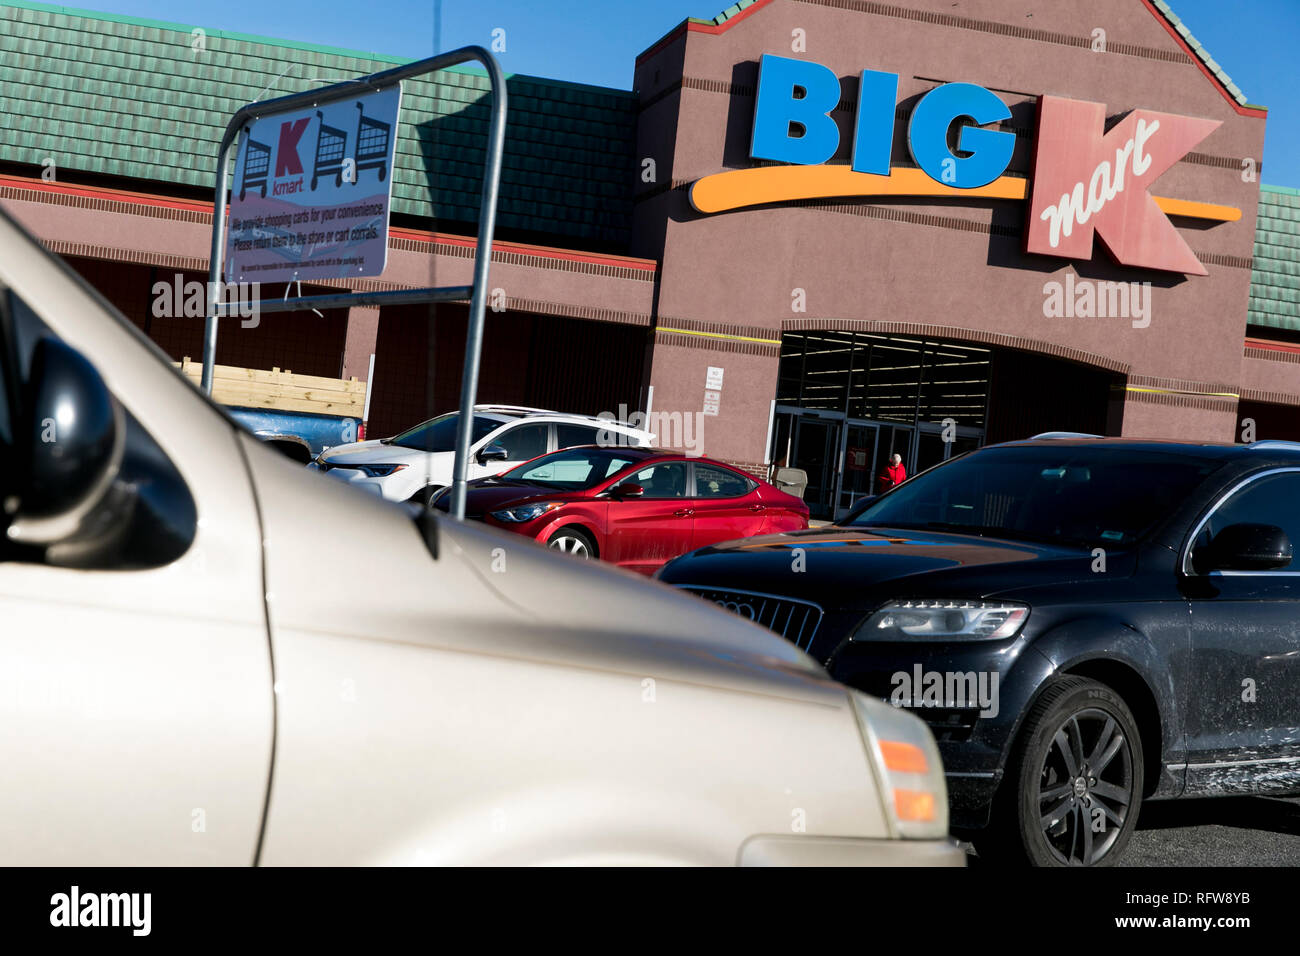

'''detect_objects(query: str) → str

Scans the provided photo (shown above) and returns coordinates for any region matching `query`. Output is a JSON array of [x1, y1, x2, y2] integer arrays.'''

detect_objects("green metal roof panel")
[[688, 0, 764, 28], [0, 1, 638, 247], [1152, 0, 1261, 110], [1249, 186, 1300, 332]]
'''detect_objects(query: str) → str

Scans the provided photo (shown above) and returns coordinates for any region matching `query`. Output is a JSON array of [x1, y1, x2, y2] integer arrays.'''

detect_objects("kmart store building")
[[2, 0, 1297, 518]]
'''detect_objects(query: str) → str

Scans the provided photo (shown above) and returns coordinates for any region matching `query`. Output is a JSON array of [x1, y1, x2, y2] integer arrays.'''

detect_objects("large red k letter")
[[275, 118, 310, 177], [1026, 97, 1220, 275]]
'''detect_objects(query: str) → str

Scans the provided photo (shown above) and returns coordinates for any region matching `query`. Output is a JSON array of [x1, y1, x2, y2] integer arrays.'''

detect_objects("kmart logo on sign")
[[688, 54, 1238, 276], [1026, 96, 1220, 275]]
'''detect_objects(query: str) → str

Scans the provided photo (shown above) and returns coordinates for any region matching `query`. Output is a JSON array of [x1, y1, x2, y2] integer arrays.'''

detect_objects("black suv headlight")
[[853, 599, 1029, 642]]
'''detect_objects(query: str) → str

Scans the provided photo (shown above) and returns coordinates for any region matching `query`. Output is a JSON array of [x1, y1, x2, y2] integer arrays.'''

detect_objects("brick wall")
[[62, 255, 348, 379]]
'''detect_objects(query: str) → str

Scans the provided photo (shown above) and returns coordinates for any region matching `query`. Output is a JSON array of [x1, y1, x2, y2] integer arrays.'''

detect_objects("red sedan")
[[438, 446, 810, 575]]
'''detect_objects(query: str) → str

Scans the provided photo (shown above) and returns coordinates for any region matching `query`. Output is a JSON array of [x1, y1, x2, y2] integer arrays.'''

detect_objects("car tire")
[[979, 676, 1143, 867], [546, 527, 597, 559]]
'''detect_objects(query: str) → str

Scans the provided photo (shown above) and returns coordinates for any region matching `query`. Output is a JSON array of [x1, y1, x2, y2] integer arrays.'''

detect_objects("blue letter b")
[[751, 55, 841, 166]]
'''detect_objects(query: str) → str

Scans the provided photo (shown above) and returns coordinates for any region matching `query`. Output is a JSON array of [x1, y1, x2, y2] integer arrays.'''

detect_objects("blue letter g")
[[907, 82, 1014, 189]]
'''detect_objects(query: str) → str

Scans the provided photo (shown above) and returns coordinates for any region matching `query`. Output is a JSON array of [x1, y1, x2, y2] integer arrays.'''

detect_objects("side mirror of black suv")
[[1200, 522, 1293, 573]]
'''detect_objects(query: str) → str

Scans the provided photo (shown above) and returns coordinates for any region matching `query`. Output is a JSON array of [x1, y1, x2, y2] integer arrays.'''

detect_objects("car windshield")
[[502, 447, 642, 491], [842, 444, 1222, 549], [389, 413, 502, 452]]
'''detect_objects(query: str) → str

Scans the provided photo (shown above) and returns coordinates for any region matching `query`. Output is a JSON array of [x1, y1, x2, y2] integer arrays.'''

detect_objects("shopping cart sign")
[[225, 84, 402, 284]]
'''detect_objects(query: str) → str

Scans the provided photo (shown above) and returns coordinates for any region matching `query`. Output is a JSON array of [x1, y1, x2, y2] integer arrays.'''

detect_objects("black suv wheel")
[[982, 677, 1143, 866]]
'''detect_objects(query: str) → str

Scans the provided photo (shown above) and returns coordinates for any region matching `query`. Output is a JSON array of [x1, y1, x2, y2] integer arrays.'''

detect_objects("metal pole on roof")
[[447, 51, 508, 521]]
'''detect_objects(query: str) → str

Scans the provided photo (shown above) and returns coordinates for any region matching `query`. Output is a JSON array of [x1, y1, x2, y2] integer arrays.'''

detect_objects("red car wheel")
[[546, 527, 597, 558]]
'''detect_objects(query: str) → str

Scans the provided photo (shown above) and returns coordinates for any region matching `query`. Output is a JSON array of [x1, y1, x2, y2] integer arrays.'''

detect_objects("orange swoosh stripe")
[[688, 165, 1241, 223], [1151, 195, 1241, 222]]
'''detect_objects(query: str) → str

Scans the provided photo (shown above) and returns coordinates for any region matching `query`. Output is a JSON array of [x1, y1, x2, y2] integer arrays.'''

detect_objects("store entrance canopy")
[[202, 47, 507, 520]]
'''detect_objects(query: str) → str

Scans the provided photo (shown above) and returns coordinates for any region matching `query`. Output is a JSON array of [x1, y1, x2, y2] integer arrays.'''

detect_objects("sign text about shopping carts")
[[225, 84, 402, 284]]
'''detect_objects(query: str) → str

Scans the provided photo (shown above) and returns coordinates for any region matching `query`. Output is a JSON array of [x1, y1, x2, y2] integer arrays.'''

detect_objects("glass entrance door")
[[772, 407, 946, 520], [792, 415, 839, 519], [874, 425, 913, 494], [915, 421, 984, 475], [836, 422, 879, 518]]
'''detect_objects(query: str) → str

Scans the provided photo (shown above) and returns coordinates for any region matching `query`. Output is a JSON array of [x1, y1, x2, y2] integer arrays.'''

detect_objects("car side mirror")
[[8, 336, 125, 546], [476, 443, 508, 464], [840, 494, 878, 524], [1200, 522, 1293, 573], [610, 483, 644, 500]]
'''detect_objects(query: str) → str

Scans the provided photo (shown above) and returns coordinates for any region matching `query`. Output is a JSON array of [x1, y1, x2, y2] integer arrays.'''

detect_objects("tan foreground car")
[[0, 207, 962, 866]]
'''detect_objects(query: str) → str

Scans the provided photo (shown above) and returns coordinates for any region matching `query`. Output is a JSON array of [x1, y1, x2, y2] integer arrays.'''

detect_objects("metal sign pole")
[[449, 53, 507, 521], [202, 46, 507, 521], [201, 132, 234, 396]]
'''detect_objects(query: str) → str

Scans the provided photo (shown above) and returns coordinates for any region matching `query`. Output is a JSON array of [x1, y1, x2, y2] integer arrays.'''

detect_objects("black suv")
[[657, 438, 1300, 866]]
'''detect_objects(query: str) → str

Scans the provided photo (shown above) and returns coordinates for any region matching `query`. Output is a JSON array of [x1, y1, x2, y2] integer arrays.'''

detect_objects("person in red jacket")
[[878, 453, 907, 492]]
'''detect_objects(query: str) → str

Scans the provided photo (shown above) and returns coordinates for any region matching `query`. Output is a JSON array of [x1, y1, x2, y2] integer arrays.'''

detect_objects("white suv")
[[309, 405, 654, 503]]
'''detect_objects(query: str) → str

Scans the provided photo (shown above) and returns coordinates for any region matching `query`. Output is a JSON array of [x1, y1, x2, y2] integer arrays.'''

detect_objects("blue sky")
[[43, 0, 1300, 187]]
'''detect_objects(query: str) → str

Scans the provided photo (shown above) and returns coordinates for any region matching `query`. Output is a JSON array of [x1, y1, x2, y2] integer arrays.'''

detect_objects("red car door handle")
[[750, 504, 766, 512], [674, 508, 695, 517]]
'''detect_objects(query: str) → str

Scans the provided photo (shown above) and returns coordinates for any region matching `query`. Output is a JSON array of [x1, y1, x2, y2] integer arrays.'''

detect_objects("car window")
[[620, 461, 688, 499], [1194, 471, 1300, 571], [1, 288, 52, 451], [0, 288, 195, 569], [693, 463, 753, 498], [504, 448, 640, 490], [0, 294, 11, 450], [390, 413, 500, 452], [494, 422, 549, 461], [845, 445, 1220, 549], [555, 424, 600, 449]]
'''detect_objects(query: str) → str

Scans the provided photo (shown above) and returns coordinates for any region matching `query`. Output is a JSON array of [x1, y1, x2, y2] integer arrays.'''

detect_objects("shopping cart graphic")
[[239, 129, 272, 200], [353, 100, 392, 184], [311, 110, 349, 190]]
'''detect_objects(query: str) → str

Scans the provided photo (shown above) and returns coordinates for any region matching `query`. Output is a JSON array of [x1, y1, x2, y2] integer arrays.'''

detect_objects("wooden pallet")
[[175, 357, 367, 417]]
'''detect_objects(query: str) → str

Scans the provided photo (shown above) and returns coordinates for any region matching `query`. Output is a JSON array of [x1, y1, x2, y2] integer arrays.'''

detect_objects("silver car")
[[0, 207, 961, 866]]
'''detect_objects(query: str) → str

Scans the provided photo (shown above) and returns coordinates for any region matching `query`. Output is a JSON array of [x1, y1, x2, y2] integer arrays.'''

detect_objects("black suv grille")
[[676, 586, 822, 650], [904, 706, 979, 743]]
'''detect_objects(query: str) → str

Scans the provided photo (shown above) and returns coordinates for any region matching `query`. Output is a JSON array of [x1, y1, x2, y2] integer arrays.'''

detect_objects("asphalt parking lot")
[[965, 795, 1300, 865], [1123, 795, 1300, 866]]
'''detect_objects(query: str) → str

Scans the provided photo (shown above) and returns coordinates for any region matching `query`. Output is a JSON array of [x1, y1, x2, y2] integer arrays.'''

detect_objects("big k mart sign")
[[689, 55, 1239, 275]]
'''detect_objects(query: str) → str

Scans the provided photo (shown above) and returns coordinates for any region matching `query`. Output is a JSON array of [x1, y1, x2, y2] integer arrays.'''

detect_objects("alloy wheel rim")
[[1036, 707, 1133, 866], [548, 535, 590, 557]]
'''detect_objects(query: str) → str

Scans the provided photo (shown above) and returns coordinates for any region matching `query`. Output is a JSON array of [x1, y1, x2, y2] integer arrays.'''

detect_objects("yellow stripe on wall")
[[1125, 385, 1240, 399], [658, 326, 783, 345]]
